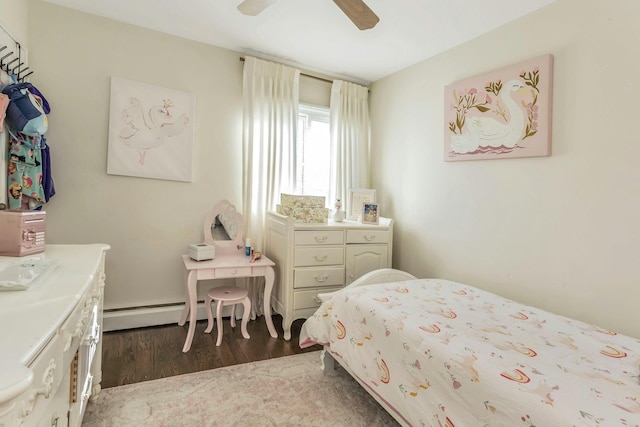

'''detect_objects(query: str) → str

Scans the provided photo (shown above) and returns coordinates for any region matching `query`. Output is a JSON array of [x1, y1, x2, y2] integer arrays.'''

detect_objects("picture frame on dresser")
[[347, 188, 376, 221], [361, 202, 379, 225]]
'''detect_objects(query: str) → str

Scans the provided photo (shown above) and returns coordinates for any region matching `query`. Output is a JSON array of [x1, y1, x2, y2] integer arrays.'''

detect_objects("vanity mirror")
[[203, 200, 245, 255]]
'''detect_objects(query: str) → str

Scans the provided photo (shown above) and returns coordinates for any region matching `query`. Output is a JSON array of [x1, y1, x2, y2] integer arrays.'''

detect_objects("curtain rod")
[[239, 56, 333, 85]]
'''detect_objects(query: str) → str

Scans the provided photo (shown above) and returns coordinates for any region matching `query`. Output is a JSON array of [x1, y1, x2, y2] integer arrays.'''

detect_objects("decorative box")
[[276, 205, 329, 223], [188, 243, 215, 261], [0, 210, 46, 256], [280, 193, 326, 209]]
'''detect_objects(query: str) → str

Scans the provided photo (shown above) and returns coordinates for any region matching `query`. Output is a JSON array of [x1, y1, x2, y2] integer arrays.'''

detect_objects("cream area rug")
[[82, 351, 399, 427]]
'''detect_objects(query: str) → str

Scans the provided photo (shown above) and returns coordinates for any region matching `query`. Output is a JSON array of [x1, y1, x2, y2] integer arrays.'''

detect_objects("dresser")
[[0, 244, 109, 427], [265, 211, 393, 340]]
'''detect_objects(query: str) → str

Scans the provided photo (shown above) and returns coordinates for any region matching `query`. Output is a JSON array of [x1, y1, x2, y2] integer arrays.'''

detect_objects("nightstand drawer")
[[294, 286, 343, 310], [295, 230, 344, 246], [294, 246, 344, 267], [294, 267, 345, 289], [346, 230, 390, 244]]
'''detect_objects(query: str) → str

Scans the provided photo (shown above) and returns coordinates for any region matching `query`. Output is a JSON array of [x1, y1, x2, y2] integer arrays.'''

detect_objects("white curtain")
[[242, 56, 300, 251], [329, 80, 371, 211], [241, 56, 300, 316]]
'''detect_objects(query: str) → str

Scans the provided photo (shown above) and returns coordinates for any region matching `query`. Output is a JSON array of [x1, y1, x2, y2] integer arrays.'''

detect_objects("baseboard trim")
[[103, 303, 209, 332]]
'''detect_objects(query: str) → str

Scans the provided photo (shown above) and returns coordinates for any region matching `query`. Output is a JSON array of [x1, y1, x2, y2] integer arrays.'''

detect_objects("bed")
[[299, 269, 640, 426]]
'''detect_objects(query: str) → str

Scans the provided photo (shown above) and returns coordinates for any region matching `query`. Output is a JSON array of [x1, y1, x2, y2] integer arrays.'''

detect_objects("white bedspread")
[[299, 278, 640, 426]]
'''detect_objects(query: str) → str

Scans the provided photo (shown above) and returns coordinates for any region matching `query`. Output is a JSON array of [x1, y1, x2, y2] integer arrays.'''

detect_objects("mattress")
[[299, 278, 640, 426]]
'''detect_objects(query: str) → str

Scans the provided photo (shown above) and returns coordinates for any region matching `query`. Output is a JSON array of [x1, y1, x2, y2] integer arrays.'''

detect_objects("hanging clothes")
[[0, 93, 8, 132], [2, 69, 55, 210], [6, 128, 46, 210], [40, 137, 55, 202], [0, 69, 13, 208]]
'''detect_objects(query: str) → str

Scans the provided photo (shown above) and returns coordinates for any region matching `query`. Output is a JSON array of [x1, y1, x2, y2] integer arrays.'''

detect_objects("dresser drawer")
[[295, 230, 344, 246], [294, 286, 343, 310], [294, 246, 344, 267], [346, 230, 390, 244], [294, 267, 345, 289]]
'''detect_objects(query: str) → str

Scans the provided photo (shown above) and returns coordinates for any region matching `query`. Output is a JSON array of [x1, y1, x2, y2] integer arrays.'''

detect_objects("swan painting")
[[444, 54, 553, 161], [107, 77, 196, 182], [450, 79, 525, 155], [119, 97, 190, 165]]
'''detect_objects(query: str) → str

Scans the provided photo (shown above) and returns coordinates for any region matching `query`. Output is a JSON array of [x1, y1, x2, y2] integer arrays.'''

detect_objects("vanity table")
[[0, 244, 109, 427], [178, 200, 278, 352], [179, 254, 277, 352]]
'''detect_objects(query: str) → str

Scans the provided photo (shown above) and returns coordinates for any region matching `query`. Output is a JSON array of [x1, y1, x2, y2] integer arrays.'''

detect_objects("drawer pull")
[[364, 234, 376, 241], [313, 296, 322, 304], [314, 235, 328, 243], [84, 324, 101, 346], [82, 375, 94, 403], [314, 274, 329, 283], [314, 255, 328, 262]]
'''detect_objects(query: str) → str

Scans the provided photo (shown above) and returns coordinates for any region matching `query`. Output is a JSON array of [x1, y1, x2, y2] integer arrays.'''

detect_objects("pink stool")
[[204, 286, 251, 346]]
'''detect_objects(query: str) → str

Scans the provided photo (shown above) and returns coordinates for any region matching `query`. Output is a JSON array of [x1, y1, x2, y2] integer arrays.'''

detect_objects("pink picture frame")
[[444, 54, 553, 161]]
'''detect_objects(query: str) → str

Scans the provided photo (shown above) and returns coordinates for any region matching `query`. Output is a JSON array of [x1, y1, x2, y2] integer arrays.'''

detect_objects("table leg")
[[182, 270, 198, 352], [178, 267, 189, 326], [263, 267, 278, 338]]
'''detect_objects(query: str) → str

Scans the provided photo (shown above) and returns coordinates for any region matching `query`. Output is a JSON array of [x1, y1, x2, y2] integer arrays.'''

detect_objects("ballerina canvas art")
[[444, 54, 553, 161], [107, 77, 196, 181]]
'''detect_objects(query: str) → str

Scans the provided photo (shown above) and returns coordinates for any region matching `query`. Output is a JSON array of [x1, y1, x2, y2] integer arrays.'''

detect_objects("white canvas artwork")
[[107, 77, 196, 182]]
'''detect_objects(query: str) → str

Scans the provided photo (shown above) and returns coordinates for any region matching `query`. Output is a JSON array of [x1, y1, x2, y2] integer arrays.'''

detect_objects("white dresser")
[[265, 211, 393, 340], [0, 244, 109, 427]]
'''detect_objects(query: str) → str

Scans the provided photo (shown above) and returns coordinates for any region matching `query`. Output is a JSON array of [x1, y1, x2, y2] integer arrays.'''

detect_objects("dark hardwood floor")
[[100, 315, 321, 389]]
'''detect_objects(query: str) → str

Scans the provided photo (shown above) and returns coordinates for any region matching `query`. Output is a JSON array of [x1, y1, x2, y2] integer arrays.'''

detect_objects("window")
[[296, 104, 330, 203]]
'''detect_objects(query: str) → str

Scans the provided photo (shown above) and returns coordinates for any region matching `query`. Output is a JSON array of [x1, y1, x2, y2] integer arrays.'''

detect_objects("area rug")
[[82, 351, 399, 426]]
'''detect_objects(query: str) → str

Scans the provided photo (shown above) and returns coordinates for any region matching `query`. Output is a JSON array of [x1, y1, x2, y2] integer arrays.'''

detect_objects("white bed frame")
[[320, 268, 417, 427]]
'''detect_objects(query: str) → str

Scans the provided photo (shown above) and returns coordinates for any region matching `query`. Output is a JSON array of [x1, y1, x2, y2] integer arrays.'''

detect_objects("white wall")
[[28, 1, 242, 311], [25, 0, 331, 324], [370, 0, 640, 338], [0, 0, 28, 44]]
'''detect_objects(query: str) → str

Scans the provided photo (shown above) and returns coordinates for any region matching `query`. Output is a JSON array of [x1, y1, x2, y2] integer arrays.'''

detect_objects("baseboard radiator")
[[103, 302, 239, 332]]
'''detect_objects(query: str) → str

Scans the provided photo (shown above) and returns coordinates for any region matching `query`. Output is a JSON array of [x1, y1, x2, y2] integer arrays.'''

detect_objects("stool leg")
[[240, 297, 250, 340], [204, 295, 214, 334], [230, 304, 237, 328], [216, 300, 224, 346]]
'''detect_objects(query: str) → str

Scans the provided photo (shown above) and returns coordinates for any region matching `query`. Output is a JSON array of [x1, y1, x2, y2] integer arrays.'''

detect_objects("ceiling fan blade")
[[332, 0, 379, 30], [237, 0, 277, 16]]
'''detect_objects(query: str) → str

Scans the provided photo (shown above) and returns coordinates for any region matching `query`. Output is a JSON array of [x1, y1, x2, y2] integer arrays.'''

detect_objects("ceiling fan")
[[237, 0, 379, 30]]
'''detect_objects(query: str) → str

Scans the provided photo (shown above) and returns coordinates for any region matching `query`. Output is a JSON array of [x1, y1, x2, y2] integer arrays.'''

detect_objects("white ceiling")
[[41, 0, 556, 84]]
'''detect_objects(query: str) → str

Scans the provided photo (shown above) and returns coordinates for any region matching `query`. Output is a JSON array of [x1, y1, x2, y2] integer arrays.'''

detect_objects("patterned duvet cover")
[[299, 278, 640, 426]]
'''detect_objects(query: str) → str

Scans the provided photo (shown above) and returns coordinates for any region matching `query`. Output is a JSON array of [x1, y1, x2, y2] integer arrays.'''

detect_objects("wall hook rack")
[[0, 24, 32, 82]]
